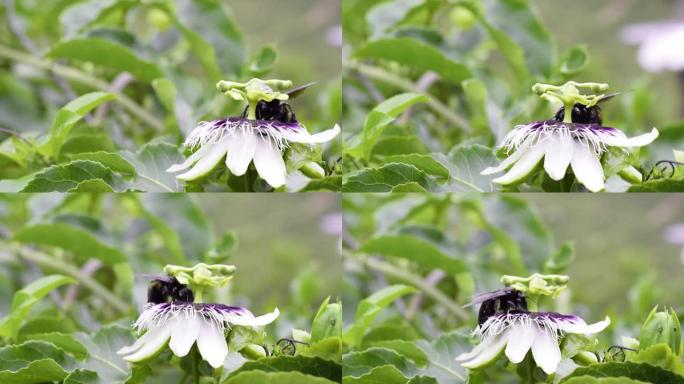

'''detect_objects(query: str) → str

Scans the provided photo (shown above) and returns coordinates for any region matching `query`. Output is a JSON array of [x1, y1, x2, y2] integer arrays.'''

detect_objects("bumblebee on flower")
[[117, 264, 279, 369], [482, 82, 658, 192], [167, 78, 340, 190]]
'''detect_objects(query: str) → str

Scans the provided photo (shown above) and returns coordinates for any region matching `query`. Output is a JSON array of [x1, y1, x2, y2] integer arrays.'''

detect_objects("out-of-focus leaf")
[[47, 38, 163, 82], [344, 285, 417, 347], [227, 356, 341, 382], [121, 139, 184, 192], [343, 348, 415, 378], [559, 45, 589, 76], [66, 152, 136, 176], [462, 79, 490, 136], [544, 242, 575, 274], [136, 194, 212, 263], [20, 161, 121, 192], [300, 176, 342, 192], [205, 231, 238, 262], [347, 93, 428, 160], [560, 362, 684, 384], [360, 235, 468, 275], [14, 223, 126, 265], [0, 276, 76, 339], [0, 341, 74, 383], [224, 371, 337, 384], [629, 179, 684, 192], [366, 0, 426, 39], [41, 92, 116, 158], [248, 45, 278, 77], [354, 38, 472, 84], [415, 331, 470, 383], [368, 340, 429, 367], [436, 143, 498, 192], [343, 163, 430, 192], [381, 155, 450, 179], [74, 325, 135, 384]]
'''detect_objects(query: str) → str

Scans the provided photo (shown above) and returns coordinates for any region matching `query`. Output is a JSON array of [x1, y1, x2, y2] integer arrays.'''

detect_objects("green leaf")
[[47, 38, 163, 82], [66, 152, 136, 175], [300, 338, 343, 362], [311, 298, 343, 343], [13, 223, 127, 265], [248, 45, 278, 76], [68, 179, 115, 192], [74, 325, 135, 384], [64, 369, 99, 384], [415, 331, 470, 383], [344, 285, 417, 347], [224, 371, 337, 384], [152, 79, 177, 114], [347, 93, 428, 160], [372, 136, 429, 157], [25, 333, 88, 360], [20, 160, 121, 192], [561, 362, 684, 384], [381, 155, 450, 179], [343, 348, 415, 378], [0, 359, 70, 383], [205, 231, 239, 262], [342, 365, 409, 384], [563, 377, 649, 384], [122, 139, 184, 192], [438, 143, 498, 192], [300, 176, 342, 192], [391, 182, 427, 192], [560, 45, 589, 76], [228, 356, 340, 382], [360, 235, 468, 275], [0, 276, 76, 339], [343, 163, 430, 192], [368, 340, 429, 367], [354, 38, 472, 84], [42, 92, 116, 157], [544, 242, 575, 274], [462, 79, 490, 136], [629, 179, 684, 192]]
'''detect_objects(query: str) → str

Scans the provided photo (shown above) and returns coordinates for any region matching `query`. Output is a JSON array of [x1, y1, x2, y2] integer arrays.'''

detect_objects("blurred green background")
[[533, 0, 682, 124], [526, 194, 684, 315]]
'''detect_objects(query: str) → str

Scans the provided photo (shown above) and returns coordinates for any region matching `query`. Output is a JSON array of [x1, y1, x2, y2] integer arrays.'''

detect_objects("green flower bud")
[[639, 306, 681, 355], [619, 166, 643, 184], [240, 344, 267, 360], [450, 6, 477, 30]]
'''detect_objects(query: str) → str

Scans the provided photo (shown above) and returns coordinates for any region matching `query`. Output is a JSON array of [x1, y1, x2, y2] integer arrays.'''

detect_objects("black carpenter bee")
[[144, 275, 194, 304], [465, 287, 528, 326], [552, 93, 619, 125], [241, 82, 316, 124]]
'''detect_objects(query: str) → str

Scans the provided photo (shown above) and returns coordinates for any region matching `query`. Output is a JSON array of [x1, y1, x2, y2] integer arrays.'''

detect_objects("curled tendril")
[[602, 345, 637, 362], [273, 338, 310, 356], [643, 161, 684, 181]]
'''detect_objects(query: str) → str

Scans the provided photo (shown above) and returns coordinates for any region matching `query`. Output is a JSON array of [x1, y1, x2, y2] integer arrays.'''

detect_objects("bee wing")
[[463, 288, 514, 307], [136, 273, 172, 282], [286, 82, 317, 99], [597, 92, 621, 104]]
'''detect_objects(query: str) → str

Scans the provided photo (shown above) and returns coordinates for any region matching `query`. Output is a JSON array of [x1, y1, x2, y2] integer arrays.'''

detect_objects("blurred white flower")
[[664, 223, 684, 264], [622, 21, 684, 72]]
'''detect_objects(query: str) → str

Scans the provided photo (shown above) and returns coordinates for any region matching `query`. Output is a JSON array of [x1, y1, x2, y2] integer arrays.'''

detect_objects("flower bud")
[[639, 306, 681, 355]]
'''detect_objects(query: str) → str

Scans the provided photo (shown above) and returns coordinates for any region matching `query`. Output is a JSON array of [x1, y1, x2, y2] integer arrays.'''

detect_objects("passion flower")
[[117, 264, 279, 368], [482, 82, 658, 192], [167, 78, 340, 188]]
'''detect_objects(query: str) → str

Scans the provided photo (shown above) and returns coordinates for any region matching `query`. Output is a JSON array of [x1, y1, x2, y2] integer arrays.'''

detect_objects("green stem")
[[191, 346, 201, 384], [15, 245, 130, 313], [345, 61, 473, 133], [0, 44, 164, 131], [563, 102, 574, 123], [353, 252, 469, 322], [246, 102, 257, 120]]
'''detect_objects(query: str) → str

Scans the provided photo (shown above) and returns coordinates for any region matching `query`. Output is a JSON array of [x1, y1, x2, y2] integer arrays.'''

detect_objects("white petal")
[[224, 308, 280, 327], [460, 331, 508, 369], [481, 140, 531, 176], [253, 138, 286, 188], [530, 329, 561, 375], [558, 316, 611, 335], [122, 325, 172, 362], [598, 128, 659, 148], [167, 143, 215, 173], [570, 141, 605, 192], [196, 321, 228, 369], [505, 322, 536, 364], [168, 316, 201, 357], [225, 131, 257, 176], [492, 143, 545, 185], [176, 139, 228, 181], [283, 124, 341, 144], [543, 133, 574, 181]]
